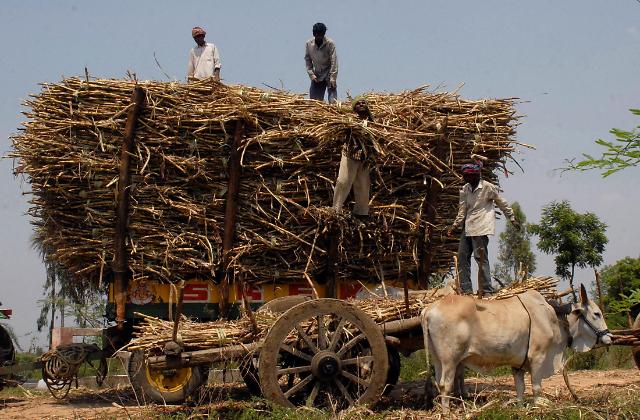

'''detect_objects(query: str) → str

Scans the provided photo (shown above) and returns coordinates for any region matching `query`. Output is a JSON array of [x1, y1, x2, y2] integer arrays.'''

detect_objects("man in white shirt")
[[304, 22, 338, 103], [187, 26, 221, 81], [447, 162, 521, 294]]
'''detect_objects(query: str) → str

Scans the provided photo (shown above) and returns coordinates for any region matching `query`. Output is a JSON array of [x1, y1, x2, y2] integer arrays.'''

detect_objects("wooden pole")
[[220, 120, 245, 319], [171, 283, 185, 343], [403, 271, 410, 312], [113, 86, 145, 329], [238, 273, 259, 336], [325, 228, 339, 298], [418, 126, 446, 288], [594, 268, 604, 312]]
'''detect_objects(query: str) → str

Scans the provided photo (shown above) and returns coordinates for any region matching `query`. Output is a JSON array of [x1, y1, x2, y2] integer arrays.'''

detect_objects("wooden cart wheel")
[[633, 313, 640, 370], [240, 297, 314, 397], [259, 298, 389, 410]]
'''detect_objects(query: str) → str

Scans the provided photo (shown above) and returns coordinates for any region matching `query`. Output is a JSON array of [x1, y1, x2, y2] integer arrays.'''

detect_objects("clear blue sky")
[[1, 0, 639, 348]]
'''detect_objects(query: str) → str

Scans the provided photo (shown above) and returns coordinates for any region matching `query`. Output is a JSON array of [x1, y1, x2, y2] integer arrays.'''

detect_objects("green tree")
[[32, 238, 105, 348], [566, 108, 640, 176], [598, 257, 640, 328], [529, 201, 608, 298], [493, 202, 537, 283]]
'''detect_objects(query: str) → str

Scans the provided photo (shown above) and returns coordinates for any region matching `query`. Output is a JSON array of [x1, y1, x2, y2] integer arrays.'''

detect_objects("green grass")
[[399, 350, 429, 381], [566, 346, 634, 370], [0, 386, 47, 398]]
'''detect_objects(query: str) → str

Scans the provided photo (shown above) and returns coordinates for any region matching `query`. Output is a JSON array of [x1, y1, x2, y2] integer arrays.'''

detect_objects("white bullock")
[[420, 284, 612, 413]]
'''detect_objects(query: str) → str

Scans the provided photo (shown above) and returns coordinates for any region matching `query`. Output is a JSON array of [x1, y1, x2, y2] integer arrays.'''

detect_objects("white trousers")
[[332, 154, 370, 215]]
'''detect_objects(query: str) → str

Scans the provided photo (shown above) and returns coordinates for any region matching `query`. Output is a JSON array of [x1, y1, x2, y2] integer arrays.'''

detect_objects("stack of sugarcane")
[[129, 276, 557, 355], [11, 77, 524, 289], [128, 311, 278, 353], [489, 275, 558, 300]]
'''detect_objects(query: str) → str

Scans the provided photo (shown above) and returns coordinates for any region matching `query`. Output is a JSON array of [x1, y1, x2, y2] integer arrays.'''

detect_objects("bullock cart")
[[129, 277, 562, 409], [131, 295, 426, 409]]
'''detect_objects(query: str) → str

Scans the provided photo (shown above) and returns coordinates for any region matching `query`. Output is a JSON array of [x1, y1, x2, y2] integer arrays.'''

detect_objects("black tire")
[[0, 325, 16, 391], [384, 345, 401, 395], [128, 350, 204, 404]]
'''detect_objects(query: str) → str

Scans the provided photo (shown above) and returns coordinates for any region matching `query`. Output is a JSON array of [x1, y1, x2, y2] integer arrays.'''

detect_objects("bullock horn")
[[579, 284, 588, 303]]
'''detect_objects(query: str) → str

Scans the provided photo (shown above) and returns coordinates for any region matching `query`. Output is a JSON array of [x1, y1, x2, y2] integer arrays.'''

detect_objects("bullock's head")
[[567, 284, 612, 351]]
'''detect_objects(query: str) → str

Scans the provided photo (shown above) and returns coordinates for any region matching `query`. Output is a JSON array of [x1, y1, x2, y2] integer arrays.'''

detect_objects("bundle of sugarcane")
[[127, 311, 277, 354], [129, 276, 557, 355], [489, 275, 559, 300], [11, 77, 524, 289]]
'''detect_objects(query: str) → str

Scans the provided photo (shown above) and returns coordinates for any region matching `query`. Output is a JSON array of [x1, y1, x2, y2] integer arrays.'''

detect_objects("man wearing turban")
[[187, 26, 221, 81], [332, 97, 376, 218], [447, 161, 521, 295]]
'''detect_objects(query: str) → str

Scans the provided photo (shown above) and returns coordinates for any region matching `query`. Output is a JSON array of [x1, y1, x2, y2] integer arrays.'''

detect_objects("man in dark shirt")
[[305, 22, 338, 103]]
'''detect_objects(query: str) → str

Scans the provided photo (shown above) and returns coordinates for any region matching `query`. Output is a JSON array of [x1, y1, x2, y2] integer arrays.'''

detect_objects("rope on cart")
[[40, 343, 106, 399]]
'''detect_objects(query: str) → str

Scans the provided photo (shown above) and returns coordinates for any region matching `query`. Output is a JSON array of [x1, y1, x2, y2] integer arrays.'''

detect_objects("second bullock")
[[420, 284, 612, 413]]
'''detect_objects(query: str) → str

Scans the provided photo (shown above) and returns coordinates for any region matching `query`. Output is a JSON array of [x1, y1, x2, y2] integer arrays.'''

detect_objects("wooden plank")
[[147, 342, 259, 369], [380, 316, 422, 335]]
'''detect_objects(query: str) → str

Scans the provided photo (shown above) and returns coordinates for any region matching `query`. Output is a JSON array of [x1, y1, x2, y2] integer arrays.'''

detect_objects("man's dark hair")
[[312, 22, 327, 36]]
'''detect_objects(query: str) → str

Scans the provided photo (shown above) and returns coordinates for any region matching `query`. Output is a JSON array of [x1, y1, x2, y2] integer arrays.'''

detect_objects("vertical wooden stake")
[[594, 268, 604, 313], [403, 272, 410, 312], [113, 86, 145, 329], [418, 133, 446, 289], [171, 282, 185, 343], [220, 120, 245, 319], [238, 273, 259, 336], [324, 228, 338, 299]]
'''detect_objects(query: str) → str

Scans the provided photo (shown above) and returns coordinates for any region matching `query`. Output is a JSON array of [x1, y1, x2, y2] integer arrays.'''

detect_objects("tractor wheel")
[[0, 325, 16, 391], [128, 350, 204, 404]]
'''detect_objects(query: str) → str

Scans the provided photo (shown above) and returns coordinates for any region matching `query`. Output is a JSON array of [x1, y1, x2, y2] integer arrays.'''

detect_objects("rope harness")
[[578, 312, 611, 345]]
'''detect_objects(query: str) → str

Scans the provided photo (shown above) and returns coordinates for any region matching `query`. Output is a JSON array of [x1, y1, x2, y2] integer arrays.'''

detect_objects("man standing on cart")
[[332, 97, 375, 219], [447, 161, 521, 295], [187, 26, 221, 81], [305, 22, 338, 103]]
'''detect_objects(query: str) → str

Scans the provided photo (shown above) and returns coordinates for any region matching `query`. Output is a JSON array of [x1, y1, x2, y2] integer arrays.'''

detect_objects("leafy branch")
[[607, 289, 640, 316], [565, 109, 640, 177]]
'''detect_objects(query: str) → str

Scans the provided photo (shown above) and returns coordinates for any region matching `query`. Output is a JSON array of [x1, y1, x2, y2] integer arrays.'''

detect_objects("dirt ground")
[[1, 369, 639, 419]]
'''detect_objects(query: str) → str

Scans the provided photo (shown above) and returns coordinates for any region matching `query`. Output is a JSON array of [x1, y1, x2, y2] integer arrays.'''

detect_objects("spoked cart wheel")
[[241, 295, 313, 396], [259, 299, 389, 410]]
